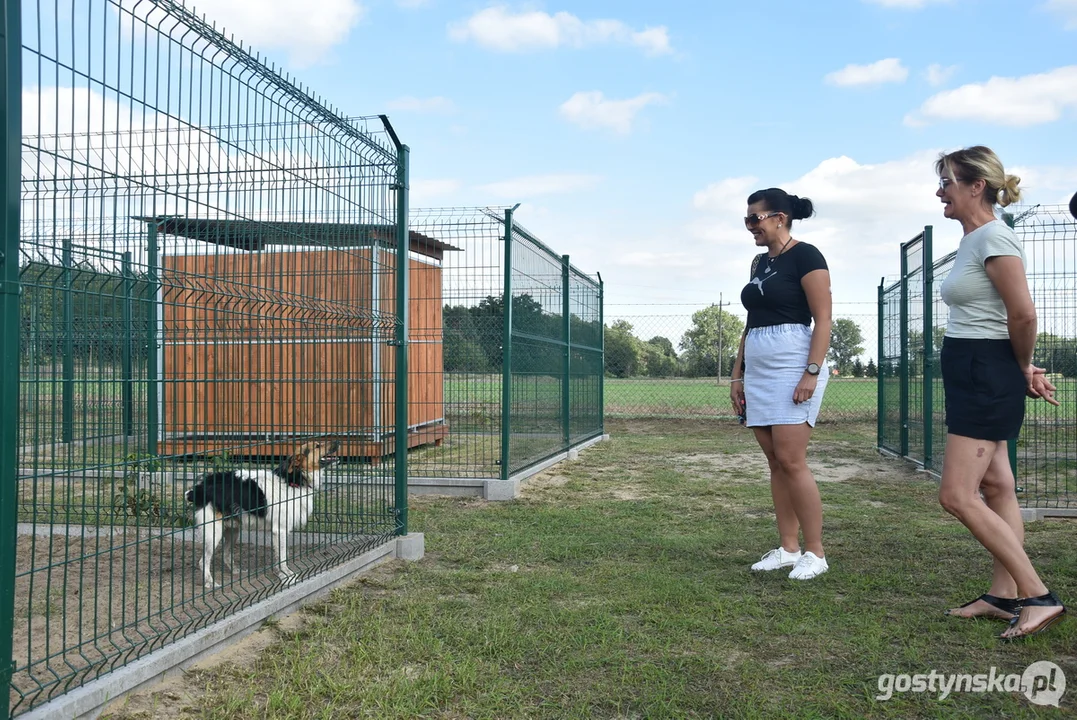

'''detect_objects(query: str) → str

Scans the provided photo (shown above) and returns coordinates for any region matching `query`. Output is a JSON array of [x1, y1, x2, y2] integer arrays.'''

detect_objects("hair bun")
[[789, 195, 815, 221], [997, 173, 1022, 208]]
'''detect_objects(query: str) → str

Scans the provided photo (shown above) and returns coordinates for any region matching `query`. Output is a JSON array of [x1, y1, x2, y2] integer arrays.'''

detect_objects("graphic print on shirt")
[[749, 271, 777, 296]]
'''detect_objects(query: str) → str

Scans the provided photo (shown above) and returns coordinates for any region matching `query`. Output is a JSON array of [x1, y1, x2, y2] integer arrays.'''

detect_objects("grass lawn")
[[103, 419, 1076, 720], [604, 376, 879, 420]]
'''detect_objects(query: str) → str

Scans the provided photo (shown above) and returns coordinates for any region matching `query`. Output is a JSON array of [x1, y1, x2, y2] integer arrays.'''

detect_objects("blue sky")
[[45, 0, 1077, 336]]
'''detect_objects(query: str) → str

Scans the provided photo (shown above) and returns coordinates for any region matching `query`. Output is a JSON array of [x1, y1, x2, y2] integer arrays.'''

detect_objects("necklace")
[[764, 237, 794, 274]]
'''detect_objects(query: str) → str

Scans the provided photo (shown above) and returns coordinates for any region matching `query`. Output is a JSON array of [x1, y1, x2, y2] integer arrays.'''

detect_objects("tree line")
[[602, 307, 876, 379]]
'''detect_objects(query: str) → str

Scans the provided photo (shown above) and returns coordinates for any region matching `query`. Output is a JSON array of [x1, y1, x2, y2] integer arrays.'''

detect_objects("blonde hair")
[[935, 145, 1022, 207]]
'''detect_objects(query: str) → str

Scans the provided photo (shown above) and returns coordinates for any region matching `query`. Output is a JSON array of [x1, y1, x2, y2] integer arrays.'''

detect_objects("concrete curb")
[[408, 433, 611, 501]]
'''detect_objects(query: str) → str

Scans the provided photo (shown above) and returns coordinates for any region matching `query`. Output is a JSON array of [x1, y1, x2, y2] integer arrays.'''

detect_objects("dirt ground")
[[9, 529, 377, 717]]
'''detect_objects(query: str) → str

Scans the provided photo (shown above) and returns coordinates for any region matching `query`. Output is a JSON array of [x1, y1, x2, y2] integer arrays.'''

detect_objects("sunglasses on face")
[[744, 211, 781, 227], [938, 177, 966, 191]]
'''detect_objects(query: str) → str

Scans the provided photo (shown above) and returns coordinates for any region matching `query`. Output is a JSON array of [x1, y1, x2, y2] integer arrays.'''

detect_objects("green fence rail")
[[3, 0, 407, 715], [406, 207, 604, 480], [878, 206, 1077, 512]]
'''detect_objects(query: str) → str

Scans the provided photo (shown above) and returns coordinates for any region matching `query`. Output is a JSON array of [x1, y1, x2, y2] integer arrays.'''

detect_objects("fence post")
[[922, 227, 934, 471], [145, 222, 159, 457], [500, 206, 517, 481], [394, 144, 410, 535], [899, 246, 909, 458], [122, 252, 133, 437], [598, 272, 604, 437], [562, 254, 570, 447], [877, 278, 884, 449], [0, 0, 23, 715], [62, 236, 74, 443]]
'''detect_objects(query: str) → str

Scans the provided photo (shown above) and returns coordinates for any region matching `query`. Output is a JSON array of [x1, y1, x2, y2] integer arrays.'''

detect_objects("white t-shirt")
[[939, 220, 1025, 340]]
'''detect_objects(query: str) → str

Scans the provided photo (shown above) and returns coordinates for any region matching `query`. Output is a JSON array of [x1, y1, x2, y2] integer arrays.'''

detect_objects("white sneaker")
[[788, 551, 829, 580], [751, 547, 802, 572]]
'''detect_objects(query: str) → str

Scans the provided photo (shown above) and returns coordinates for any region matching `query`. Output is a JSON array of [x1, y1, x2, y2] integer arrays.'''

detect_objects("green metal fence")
[[406, 207, 604, 480], [3, 0, 409, 715], [878, 206, 1077, 512], [505, 215, 604, 476]]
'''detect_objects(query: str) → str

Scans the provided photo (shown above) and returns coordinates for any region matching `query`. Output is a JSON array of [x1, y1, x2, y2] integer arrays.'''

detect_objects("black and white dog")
[[186, 440, 341, 588]]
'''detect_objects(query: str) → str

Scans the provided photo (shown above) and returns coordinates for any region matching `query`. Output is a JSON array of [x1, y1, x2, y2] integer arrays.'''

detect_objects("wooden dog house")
[[151, 218, 452, 460]]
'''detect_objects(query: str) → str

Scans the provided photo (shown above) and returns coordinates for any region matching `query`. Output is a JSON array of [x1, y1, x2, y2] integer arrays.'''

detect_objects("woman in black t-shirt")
[[730, 188, 833, 581]]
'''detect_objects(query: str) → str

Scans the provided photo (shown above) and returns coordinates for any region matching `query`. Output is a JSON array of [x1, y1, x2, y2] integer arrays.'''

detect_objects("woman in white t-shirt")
[[935, 146, 1064, 640]]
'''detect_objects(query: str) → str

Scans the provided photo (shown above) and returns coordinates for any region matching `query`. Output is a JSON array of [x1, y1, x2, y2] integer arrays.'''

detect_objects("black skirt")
[[940, 337, 1026, 441]]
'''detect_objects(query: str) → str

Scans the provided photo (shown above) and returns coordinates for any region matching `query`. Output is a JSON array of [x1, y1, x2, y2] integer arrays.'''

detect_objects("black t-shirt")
[[740, 242, 828, 329]]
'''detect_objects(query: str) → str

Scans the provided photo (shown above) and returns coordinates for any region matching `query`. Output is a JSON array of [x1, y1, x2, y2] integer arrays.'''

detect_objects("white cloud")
[[906, 65, 1077, 126], [924, 63, 958, 86], [689, 151, 960, 309], [1044, 0, 1077, 29], [861, 0, 951, 7], [559, 91, 668, 135], [385, 96, 456, 114], [689, 150, 1077, 312], [478, 173, 602, 198], [448, 7, 673, 55], [692, 177, 759, 214], [825, 58, 909, 87], [182, 0, 363, 67]]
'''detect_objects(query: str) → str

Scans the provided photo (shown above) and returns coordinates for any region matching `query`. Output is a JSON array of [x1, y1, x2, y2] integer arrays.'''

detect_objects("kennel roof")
[[135, 216, 460, 260]]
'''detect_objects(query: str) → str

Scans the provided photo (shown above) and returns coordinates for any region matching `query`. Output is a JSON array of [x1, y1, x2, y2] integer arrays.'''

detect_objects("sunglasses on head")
[[744, 211, 781, 227]]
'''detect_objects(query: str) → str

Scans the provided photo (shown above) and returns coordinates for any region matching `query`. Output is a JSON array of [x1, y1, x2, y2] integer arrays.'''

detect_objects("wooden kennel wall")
[[152, 219, 450, 459]]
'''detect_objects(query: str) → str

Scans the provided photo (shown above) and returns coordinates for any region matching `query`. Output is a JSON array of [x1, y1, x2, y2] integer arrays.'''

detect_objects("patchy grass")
[[103, 419, 1076, 720]]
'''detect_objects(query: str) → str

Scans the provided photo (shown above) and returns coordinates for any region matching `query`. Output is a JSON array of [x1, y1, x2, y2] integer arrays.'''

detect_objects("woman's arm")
[[803, 269, 832, 368], [794, 269, 832, 404], [984, 255, 1036, 367], [730, 329, 747, 418]]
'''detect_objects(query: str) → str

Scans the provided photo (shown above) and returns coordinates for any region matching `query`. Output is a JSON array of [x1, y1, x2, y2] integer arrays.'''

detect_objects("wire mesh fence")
[[878, 206, 1077, 512], [406, 207, 604, 480], [601, 306, 879, 422], [3, 0, 409, 715]]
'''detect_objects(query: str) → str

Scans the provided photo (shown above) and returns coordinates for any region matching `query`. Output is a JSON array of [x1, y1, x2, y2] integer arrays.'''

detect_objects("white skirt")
[[743, 323, 828, 427]]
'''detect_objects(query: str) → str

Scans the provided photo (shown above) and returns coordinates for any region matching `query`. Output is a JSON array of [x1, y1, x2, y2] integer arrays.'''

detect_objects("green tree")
[[605, 320, 641, 378], [679, 305, 745, 377], [865, 358, 877, 378], [852, 358, 865, 378], [828, 318, 865, 376], [640, 336, 679, 377]]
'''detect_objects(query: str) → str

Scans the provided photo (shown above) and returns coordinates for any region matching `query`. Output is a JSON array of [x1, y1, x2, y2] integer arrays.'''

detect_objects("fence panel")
[[506, 220, 602, 475], [407, 207, 603, 480], [1015, 206, 1077, 510], [601, 306, 879, 422], [7, 0, 403, 714], [878, 282, 902, 455], [902, 234, 925, 465], [878, 206, 1077, 513]]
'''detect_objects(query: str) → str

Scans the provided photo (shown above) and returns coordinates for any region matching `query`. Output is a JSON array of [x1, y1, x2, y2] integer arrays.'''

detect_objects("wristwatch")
[[805, 362, 821, 376]]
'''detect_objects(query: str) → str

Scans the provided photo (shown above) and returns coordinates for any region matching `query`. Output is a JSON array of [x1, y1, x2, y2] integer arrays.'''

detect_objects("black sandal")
[[945, 593, 1019, 619], [1001, 591, 1067, 641]]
